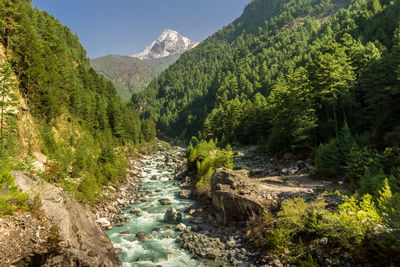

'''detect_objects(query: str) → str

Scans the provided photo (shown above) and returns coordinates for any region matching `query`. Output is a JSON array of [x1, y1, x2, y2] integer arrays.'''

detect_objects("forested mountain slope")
[[135, 0, 399, 150], [136, 0, 400, 211], [0, 0, 156, 203], [91, 54, 179, 102]]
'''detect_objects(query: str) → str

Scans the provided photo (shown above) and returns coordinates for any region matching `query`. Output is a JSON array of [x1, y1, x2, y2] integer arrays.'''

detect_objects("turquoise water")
[[106, 155, 206, 267]]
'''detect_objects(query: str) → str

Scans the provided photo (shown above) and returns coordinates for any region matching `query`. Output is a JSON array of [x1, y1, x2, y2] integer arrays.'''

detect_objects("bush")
[[266, 126, 288, 154], [359, 170, 386, 197], [346, 146, 384, 186], [261, 182, 400, 265], [186, 138, 234, 197], [98, 145, 116, 164], [315, 139, 342, 178], [315, 123, 358, 179], [318, 194, 382, 250], [77, 174, 101, 203], [0, 170, 29, 216]]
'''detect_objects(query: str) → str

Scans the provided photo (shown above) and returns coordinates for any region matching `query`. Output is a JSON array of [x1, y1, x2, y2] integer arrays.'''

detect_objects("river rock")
[[206, 248, 221, 259], [175, 223, 187, 232], [164, 208, 182, 224], [136, 232, 153, 242], [179, 189, 191, 199], [120, 231, 131, 235], [96, 217, 112, 230], [166, 253, 177, 260], [151, 175, 161, 180], [158, 199, 172, 205]]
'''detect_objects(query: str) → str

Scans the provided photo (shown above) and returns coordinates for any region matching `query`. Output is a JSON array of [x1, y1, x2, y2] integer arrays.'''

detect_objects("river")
[[105, 154, 207, 267]]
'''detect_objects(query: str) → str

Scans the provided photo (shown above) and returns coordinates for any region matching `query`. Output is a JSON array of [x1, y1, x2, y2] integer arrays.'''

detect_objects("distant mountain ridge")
[[133, 29, 198, 60], [91, 54, 179, 102], [91, 29, 198, 102]]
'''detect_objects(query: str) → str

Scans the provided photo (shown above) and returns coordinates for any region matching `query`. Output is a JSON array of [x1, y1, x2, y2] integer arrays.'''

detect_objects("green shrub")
[[263, 187, 397, 264], [318, 194, 382, 250], [186, 138, 234, 197], [98, 145, 116, 164], [315, 139, 342, 178], [266, 126, 287, 154], [359, 170, 386, 197], [346, 146, 384, 186], [0, 170, 29, 216], [77, 174, 101, 203], [315, 123, 360, 179]]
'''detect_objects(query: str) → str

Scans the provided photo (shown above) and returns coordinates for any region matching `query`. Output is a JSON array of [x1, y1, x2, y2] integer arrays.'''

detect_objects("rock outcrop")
[[10, 171, 121, 266], [211, 169, 265, 225]]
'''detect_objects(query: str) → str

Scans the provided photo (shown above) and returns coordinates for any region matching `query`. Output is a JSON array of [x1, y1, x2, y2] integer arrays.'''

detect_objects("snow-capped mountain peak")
[[133, 29, 198, 60]]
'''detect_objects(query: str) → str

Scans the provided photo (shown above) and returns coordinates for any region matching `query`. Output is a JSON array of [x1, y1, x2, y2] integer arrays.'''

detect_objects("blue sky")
[[32, 0, 251, 58]]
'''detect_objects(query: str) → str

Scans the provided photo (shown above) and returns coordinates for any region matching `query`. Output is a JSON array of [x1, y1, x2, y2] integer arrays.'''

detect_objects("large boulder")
[[211, 168, 244, 191], [164, 208, 182, 224], [10, 171, 121, 266], [211, 169, 264, 226]]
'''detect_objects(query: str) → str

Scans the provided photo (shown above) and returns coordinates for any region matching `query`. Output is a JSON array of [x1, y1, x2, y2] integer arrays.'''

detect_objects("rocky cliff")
[[6, 171, 121, 267]]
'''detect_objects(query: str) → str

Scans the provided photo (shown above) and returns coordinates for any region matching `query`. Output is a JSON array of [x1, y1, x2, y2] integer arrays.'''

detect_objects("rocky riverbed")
[[93, 145, 344, 266]]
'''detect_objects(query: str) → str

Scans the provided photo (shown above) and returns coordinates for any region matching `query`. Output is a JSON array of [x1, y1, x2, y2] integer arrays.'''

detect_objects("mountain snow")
[[133, 29, 198, 60]]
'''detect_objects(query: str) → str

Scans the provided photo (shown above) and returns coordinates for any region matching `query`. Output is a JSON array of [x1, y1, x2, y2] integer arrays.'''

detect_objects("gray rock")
[[11, 171, 121, 267], [96, 217, 112, 230], [227, 239, 236, 249], [158, 199, 172, 205], [176, 223, 187, 232], [135, 232, 152, 242], [211, 169, 264, 225], [236, 252, 245, 260], [179, 190, 191, 199], [206, 248, 221, 259], [150, 175, 160, 180], [164, 208, 182, 224]]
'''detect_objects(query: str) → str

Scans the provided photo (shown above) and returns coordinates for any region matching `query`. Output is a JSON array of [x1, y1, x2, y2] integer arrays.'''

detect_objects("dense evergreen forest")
[[136, 0, 400, 190], [0, 0, 156, 204]]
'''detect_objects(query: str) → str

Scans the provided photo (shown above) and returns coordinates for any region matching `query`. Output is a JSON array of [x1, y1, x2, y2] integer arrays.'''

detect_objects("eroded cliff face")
[[8, 171, 121, 267]]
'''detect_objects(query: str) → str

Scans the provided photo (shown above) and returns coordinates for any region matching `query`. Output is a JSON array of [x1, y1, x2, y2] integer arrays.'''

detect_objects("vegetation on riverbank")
[[186, 138, 234, 198], [257, 180, 400, 265]]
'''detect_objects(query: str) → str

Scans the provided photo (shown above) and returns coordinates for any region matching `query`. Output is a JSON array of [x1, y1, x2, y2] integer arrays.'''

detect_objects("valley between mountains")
[[1, 0, 400, 266]]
